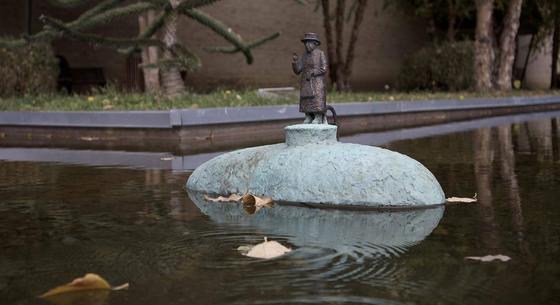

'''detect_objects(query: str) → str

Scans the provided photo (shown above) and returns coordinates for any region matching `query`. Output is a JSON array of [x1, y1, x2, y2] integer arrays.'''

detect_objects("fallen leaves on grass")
[[238, 237, 292, 259], [465, 254, 511, 262], [40, 273, 129, 305], [447, 193, 477, 204]]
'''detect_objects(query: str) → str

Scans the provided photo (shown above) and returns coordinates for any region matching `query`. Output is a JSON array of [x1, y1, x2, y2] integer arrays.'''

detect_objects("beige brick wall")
[[1, 0, 427, 91], [179, 1, 428, 90]]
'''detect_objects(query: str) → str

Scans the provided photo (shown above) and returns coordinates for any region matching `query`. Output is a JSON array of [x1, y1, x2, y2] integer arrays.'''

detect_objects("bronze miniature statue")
[[292, 33, 336, 124]]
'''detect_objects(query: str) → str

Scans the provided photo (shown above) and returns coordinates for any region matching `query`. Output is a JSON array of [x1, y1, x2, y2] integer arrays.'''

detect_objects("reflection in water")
[[473, 125, 534, 258], [189, 190, 443, 278], [527, 120, 553, 161], [497, 125, 533, 262], [473, 128, 500, 252]]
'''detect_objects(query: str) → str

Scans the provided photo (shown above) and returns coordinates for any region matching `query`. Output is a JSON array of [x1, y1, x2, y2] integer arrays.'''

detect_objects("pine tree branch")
[[121, 11, 168, 54], [0, 37, 27, 48], [47, 0, 92, 8], [74, 0, 127, 23], [181, 8, 255, 63], [176, 0, 223, 10], [73, 2, 158, 31], [40, 15, 165, 49], [170, 44, 202, 70], [16, 1, 138, 46], [205, 32, 279, 54]]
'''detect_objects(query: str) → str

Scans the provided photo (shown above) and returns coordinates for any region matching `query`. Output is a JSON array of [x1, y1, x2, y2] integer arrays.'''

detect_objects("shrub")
[[397, 41, 474, 91], [0, 42, 58, 97]]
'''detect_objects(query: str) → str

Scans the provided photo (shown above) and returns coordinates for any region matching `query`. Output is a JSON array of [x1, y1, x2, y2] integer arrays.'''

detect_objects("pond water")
[[1, 114, 560, 305]]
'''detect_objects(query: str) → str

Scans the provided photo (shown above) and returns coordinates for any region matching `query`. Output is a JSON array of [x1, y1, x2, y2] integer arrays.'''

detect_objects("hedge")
[[0, 42, 59, 97]]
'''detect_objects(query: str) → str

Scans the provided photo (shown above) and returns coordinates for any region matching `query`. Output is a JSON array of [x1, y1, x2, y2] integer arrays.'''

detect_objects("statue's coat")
[[292, 48, 327, 113]]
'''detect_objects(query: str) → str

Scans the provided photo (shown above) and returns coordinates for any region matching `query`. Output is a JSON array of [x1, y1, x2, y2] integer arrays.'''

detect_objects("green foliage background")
[[0, 43, 59, 97], [397, 41, 474, 91]]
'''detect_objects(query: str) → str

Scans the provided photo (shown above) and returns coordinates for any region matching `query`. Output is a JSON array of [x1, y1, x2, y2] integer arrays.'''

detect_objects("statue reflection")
[[188, 191, 444, 259]]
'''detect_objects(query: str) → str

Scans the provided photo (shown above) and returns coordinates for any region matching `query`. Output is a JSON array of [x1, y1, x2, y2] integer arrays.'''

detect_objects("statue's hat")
[[301, 33, 321, 45]]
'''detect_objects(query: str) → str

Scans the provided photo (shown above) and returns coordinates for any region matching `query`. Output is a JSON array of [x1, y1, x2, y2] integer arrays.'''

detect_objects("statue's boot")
[[304, 113, 313, 124]]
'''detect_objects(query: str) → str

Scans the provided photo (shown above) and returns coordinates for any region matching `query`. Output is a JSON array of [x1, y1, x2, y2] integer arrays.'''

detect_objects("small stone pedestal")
[[285, 124, 337, 146]]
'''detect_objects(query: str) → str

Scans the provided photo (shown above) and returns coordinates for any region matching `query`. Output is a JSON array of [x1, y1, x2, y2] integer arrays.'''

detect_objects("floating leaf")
[[447, 193, 477, 203], [39, 273, 129, 305], [240, 237, 291, 259], [242, 194, 274, 214], [41, 290, 110, 305], [204, 194, 242, 202], [465, 254, 511, 262], [40, 274, 111, 298]]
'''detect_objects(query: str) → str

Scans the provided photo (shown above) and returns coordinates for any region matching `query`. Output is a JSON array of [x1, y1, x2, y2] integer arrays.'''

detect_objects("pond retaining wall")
[[1, 96, 559, 153]]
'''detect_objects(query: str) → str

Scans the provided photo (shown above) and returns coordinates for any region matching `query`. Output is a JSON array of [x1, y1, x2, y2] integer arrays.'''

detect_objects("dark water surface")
[[2, 116, 560, 305]]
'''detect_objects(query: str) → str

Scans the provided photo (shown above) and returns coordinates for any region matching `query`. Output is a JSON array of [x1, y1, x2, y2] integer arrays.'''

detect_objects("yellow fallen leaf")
[[242, 194, 274, 214], [204, 194, 242, 202], [446, 193, 477, 203], [241, 237, 291, 259], [41, 290, 110, 305], [40, 273, 129, 299], [40, 274, 111, 298], [465, 254, 511, 262]]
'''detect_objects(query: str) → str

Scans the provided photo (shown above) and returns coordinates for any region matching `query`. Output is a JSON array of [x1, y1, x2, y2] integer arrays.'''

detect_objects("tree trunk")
[[474, 0, 495, 92], [342, 0, 367, 90], [447, 0, 457, 42], [161, 0, 185, 98], [520, 34, 534, 84], [495, 0, 523, 91], [334, 0, 345, 91], [321, 0, 337, 86], [138, 11, 161, 94], [551, 14, 560, 89]]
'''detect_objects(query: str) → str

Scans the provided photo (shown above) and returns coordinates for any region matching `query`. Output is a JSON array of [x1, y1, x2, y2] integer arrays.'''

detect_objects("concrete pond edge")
[[0, 95, 559, 129]]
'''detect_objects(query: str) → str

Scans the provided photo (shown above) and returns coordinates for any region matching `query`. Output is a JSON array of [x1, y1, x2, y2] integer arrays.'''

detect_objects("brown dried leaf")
[[242, 194, 274, 214], [241, 237, 291, 259], [465, 254, 511, 262], [204, 194, 242, 202], [447, 193, 477, 203]]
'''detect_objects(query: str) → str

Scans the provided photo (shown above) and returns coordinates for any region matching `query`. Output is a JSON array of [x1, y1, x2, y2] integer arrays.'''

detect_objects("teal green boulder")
[[186, 124, 445, 207]]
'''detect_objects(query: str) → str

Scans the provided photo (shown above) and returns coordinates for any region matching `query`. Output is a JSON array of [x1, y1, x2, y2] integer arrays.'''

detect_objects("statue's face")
[[304, 41, 316, 52]]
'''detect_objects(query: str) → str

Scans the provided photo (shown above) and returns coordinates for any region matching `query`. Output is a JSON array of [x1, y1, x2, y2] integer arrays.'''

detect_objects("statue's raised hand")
[[292, 53, 298, 62]]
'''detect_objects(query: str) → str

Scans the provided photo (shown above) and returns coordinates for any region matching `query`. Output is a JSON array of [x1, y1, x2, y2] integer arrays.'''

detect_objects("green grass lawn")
[[1, 87, 559, 111]]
